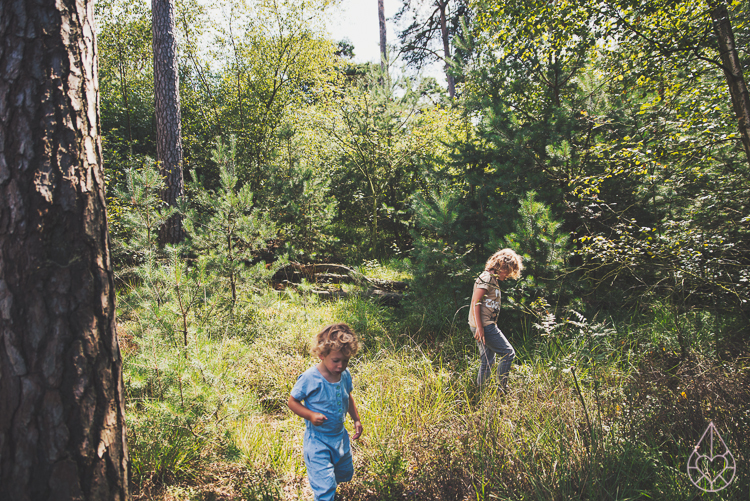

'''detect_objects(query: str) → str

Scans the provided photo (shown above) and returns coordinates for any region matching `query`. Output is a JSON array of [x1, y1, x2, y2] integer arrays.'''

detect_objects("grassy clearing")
[[355, 259, 413, 283], [120, 261, 749, 501]]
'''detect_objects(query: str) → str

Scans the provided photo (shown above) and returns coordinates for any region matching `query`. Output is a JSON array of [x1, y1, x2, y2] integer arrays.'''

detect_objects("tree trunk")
[[378, 0, 387, 72], [710, 1, 750, 167], [152, 0, 185, 244], [438, 1, 455, 98], [0, 0, 129, 499]]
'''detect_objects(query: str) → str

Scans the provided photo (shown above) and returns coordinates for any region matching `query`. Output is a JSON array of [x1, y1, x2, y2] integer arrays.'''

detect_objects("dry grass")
[[122, 282, 750, 500]]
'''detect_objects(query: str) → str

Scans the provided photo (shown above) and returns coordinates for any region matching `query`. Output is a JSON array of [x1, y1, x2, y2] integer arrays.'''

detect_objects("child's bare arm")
[[288, 396, 328, 426], [348, 394, 363, 439], [471, 287, 488, 343]]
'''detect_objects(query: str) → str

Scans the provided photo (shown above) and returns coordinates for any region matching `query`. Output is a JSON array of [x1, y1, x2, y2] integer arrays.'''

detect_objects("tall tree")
[[0, 0, 129, 498], [709, 0, 750, 166], [152, 0, 185, 244], [602, 0, 750, 168], [450, 0, 604, 255], [210, 0, 338, 193], [379, 0, 387, 71], [395, 0, 470, 98], [326, 68, 450, 256], [573, 0, 750, 315]]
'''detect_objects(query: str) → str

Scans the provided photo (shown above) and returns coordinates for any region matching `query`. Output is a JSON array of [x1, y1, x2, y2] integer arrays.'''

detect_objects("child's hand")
[[310, 412, 328, 426], [352, 420, 363, 440], [473, 327, 485, 344]]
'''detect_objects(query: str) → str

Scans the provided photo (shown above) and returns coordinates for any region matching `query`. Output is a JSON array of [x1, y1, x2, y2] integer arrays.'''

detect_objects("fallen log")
[[365, 289, 403, 307], [272, 262, 366, 284], [271, 262, 406, 306]]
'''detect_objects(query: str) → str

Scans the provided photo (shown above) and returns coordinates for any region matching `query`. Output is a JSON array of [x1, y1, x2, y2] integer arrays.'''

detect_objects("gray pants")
[[472, 323, 515, 388]]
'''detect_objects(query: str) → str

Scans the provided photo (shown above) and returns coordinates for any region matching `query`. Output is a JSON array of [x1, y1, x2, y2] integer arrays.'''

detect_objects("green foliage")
[[95, 0, 750, 496], [238, 479, 283, 501], [113, 146, 281, 487], [122, 296, 261, 487], [116, 250, 750, 499], [264, 124, 338, 260], [206, 0, 338, 191], [454, 0, 606, 213], [96, 0, 155, 179], [186, 136, 277, 304], [355, 258, 412, 282], [502, 191, 571, 310], [364, 447, 406, 501], [568, 0, 750, 315], [451, 0, 750, 337], [127, 403, 208, 486], [325, 64, 455, 259], [112, 159, 176, 266], [394, 0, 471, 79], [404, 185, 473, 335]]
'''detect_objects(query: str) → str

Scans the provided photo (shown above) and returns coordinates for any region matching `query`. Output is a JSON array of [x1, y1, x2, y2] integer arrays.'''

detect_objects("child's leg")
[[333, 445, 353, 484], [473, 327, 496, 386], [483, 324, 515, 389], [305, 432, 353, 501], [305, 435, 338, 501]]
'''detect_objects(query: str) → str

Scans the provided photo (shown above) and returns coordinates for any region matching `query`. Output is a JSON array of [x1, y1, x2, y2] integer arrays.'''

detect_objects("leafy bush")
[[186, 136, 277, 305], [501, 191, 571, 309], [404, 186, 474, 337]]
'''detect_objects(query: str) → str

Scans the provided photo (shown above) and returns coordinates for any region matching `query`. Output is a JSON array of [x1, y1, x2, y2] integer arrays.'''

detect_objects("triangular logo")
[[687, 421, 736, 492]]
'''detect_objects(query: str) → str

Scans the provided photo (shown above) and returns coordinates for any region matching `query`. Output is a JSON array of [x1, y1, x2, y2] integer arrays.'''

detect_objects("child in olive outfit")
[[468, 248, 523, 391], [288, 323, 363, 501]]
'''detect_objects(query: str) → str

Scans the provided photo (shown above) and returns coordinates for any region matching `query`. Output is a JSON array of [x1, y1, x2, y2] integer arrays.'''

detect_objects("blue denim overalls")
[[291, 367, 354, 501]]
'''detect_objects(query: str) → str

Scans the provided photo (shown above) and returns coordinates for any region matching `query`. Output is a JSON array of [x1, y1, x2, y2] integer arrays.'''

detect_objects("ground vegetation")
[[94, 0, 750, 498]]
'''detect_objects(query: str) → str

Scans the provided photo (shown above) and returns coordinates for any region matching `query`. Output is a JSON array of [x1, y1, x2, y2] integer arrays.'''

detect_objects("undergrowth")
[[109, 131, 749, 501], [117, 252, 748, 500]]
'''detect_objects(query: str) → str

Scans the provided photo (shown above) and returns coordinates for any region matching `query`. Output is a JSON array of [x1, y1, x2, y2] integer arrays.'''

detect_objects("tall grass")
[[120, 261, 749, 500]]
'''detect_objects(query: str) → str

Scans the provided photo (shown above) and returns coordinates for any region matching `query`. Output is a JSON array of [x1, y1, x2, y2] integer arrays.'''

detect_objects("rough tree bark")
[[709, 1, 750, 168], [152, 0, 185, 245], [0, 0, 129, 499], [379, 0, 387, 72]]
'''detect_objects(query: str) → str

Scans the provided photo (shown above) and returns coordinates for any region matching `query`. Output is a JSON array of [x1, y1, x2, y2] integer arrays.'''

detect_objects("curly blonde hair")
[[311, 323, 360, 358], [485, 248, 524, 279]]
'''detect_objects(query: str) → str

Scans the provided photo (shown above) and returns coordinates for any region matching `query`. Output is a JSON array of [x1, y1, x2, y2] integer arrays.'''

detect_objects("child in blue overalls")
[[288, 323, 363, 501]]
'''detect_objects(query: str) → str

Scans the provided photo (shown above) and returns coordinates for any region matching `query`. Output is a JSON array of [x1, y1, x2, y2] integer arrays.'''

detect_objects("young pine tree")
[[186, 136, 276, 304], [114, 158, 177, 264], [406, 185, 473, 333], [502, 191, 571, 309]]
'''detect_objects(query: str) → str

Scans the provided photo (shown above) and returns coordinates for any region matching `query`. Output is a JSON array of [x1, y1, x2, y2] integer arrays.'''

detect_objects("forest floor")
[[120, 264, 750, 501]]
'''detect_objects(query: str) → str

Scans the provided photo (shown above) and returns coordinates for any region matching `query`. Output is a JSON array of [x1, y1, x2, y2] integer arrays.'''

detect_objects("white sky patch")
[[326, 0, 399, 64], [104, 0, 447, 88], [325, 0, 447, 86]]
